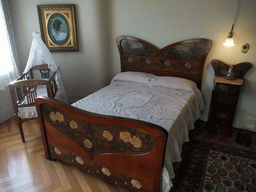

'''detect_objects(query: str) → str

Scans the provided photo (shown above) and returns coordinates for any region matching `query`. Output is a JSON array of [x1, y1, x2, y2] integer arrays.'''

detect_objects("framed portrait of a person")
[[37, 4, 78, 52]]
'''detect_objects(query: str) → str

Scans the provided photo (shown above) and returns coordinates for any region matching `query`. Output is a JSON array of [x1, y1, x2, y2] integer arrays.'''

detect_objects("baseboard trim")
[[0, 107, 14, 124], [67, 94, 88, 104]]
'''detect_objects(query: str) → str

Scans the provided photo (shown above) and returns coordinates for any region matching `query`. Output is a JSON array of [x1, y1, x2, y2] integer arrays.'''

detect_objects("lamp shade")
[[223, 37, 235, 47], [223, 25, 235, 47]]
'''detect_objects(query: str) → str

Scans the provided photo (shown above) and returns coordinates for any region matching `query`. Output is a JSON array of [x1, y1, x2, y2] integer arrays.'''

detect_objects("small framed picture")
[[37, 4, 78, 52]]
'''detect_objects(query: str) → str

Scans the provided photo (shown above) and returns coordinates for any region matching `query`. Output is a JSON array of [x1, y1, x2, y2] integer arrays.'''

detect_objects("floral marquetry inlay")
[[54, 147, 61, 155], [41, 104, 156, 160], [50, 112, 64, 122], [103, 130, 113, 141], [84, 139, 93, 149], [130, 136, 142, 148], [131, 179, 142, 189], [75, 156, 84, 165], [101, 167, 111, 176], [120, 131, 132, 143], [120, 131, 142, 148], [123, 56, 200, 73], [69, 120, 78, 129], [121, 39, 211, 75], [49, 144, 150, 192]]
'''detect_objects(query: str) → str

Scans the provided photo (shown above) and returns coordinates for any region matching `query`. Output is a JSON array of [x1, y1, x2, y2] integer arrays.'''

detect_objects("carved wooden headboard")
[[116, 36, 212, 88]]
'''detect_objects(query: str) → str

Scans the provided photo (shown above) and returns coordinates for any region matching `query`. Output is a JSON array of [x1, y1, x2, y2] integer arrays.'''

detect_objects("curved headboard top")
[[211, 59, 252, 79], [116, 36, 212, 88]]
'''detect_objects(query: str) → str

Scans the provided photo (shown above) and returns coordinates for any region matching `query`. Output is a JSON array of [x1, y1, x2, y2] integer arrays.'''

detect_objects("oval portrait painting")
[[48, 13, 70, 45]]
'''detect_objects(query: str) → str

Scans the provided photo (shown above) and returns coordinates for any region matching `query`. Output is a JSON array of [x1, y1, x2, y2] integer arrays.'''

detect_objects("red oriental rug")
[[170, 139, 256, 192]]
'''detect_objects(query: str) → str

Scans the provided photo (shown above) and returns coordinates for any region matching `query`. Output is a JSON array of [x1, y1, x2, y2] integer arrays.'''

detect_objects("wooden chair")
[[8, 64, 58, 142]]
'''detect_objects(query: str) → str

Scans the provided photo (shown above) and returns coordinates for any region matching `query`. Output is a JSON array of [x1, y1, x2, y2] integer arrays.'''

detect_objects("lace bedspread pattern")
[[72, 80, 204, 191]]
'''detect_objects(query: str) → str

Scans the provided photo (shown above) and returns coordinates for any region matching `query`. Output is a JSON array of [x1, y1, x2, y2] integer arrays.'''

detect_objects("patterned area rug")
[[170, 139, 256, 192]]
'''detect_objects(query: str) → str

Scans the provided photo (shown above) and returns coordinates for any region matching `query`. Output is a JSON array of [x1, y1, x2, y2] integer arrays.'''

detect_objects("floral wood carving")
[[49, 144, 152, 192], [41, 104, 156, 160], [123, 56, 199, 73], [120, 39, 210, 74]]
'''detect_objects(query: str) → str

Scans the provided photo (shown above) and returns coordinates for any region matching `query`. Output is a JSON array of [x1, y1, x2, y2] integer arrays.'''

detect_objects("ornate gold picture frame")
[[37, 4, 78, 52]]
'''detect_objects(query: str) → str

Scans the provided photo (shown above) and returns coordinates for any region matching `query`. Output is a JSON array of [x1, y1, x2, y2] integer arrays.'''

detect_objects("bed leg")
[[41, 139, 53, 161], [42, 144, 52, 161], [45, 156, 55, 161], [44, 148, 56, 161]]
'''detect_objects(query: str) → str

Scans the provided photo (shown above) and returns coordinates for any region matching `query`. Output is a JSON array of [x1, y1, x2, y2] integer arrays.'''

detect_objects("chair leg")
[[15, 116, 25, 143]]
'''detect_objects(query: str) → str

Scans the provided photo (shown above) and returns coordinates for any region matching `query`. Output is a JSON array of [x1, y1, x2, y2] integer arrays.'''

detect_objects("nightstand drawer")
[[215, 83, 241, 94], [215, 91, 239, 105]]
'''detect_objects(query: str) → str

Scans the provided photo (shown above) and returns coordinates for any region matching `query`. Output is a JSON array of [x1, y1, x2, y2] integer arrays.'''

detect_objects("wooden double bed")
[[35, 36, 212, 192]]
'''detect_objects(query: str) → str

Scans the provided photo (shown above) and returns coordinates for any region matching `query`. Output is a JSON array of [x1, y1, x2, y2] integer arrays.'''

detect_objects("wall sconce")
[[223, 24, 235, 47]]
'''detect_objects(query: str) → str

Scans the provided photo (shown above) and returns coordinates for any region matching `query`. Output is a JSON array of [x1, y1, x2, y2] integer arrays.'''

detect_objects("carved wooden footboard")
[[35, 97, 168, 192]]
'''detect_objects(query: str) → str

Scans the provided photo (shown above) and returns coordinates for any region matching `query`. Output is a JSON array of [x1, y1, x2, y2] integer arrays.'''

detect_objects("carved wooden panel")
[[116, 36, 212, 87], [211, 59, 252, 79], [36, 97, 168, 192], [41, 104, 156, 160]]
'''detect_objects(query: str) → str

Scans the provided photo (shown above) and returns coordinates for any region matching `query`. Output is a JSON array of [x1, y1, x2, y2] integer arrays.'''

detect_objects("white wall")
[[2, 0, 255, 131], [0, 88, 14, 123]]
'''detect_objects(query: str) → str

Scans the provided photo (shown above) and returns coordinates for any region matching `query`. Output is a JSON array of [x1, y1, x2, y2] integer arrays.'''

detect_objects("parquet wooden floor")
[[172, 121, 256, 177], [192, 120, 256, 151], [2, 118, 255, 192], [0, 118, 129, 192]]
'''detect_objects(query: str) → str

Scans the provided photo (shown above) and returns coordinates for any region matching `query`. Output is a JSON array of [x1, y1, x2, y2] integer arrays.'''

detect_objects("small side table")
[[208, 60, 252, 136], [208, 77, 243, 135]]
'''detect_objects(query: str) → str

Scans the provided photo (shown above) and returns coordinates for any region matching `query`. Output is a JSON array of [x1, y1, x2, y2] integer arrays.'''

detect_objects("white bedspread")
[[72, 78, 204, 191]]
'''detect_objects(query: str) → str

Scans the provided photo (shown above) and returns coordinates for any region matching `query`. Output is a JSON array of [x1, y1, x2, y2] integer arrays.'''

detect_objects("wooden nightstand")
[[208, 60, 252, 136]]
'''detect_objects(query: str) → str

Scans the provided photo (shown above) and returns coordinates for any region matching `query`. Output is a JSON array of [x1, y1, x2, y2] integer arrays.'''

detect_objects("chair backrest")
[[8, 64, 58, 120], [31, 64, 50, 79], [21, 85, 38, 105]]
